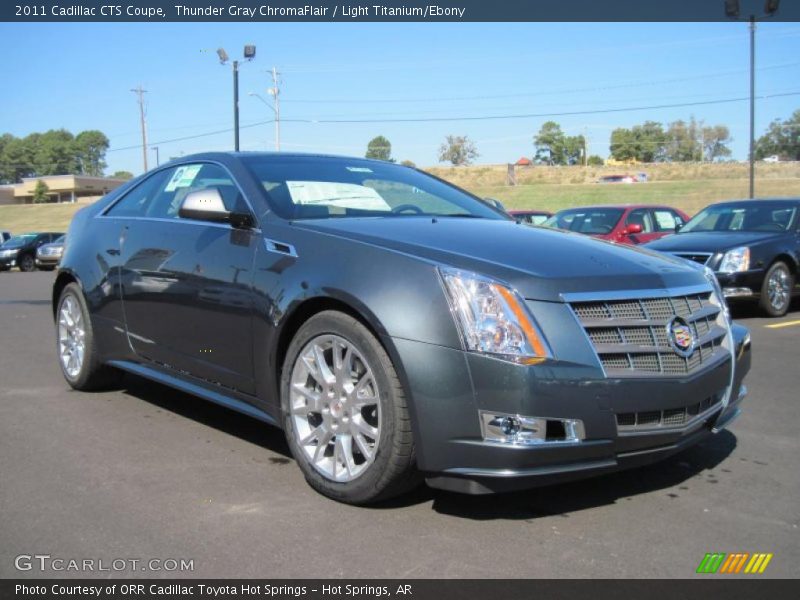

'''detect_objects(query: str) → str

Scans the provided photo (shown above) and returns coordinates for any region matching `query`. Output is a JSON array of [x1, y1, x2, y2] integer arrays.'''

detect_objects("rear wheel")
[[56, 283, 122, 390], [19, 253, 36, 272], [759, 261, 793, 317], [280, 310, 419, 504]]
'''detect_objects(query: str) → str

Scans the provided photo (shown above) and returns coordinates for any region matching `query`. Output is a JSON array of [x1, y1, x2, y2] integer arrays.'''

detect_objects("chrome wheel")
[[58, 295, 85, 379], [289, 334, 381, 482], [767, 265, 791, 312]]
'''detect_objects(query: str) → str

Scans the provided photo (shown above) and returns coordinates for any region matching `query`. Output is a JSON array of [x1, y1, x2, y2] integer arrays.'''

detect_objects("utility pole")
[[748, 15, 756, 199], [233, 60, 240, 151], [131, 85, 149, 172], [269, 66, 281, 151]]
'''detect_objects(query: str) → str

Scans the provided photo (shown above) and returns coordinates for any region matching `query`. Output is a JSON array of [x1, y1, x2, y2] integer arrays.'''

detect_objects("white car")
[[763, 155, 780, 163]]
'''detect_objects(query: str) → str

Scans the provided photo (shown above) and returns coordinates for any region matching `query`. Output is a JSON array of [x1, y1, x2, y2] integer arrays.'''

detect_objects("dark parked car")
[[0, 232, 64, 272], [646, 199, 800, 317], [542, 204, 689, 245], [508, 209, 552, 226], [53, 153, 750, 504], [36, 235, 66, 270]]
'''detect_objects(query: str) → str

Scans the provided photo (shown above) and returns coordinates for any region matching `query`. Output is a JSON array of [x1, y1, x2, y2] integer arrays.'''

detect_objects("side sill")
[[107, 360, 279, 427]]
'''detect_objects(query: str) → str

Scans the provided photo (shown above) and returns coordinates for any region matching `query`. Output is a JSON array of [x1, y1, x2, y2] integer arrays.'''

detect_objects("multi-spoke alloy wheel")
[[767, 265, 790, 313], [289, 334, 381, 482], [281, 311, 418, 504], [760, 262, 794, 317], [58, 294, 86, 379]]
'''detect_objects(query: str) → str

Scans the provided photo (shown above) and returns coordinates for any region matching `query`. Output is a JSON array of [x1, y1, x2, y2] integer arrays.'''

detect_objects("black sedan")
[[53, 152, 750, 504], [646, 199, 799, 317], [0, 232, 65, 272]]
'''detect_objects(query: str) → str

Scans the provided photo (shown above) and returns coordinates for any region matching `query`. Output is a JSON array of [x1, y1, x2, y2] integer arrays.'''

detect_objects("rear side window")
[[106, 170, 172, 217], [653, 210, 682, 232], [106, 163, 247, 220]]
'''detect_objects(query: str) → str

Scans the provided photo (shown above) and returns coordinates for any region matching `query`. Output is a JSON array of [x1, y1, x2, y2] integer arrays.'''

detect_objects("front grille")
[[672, 252, 713, 265], [616, 394, 723, 431], [571, 290, 729, 378]]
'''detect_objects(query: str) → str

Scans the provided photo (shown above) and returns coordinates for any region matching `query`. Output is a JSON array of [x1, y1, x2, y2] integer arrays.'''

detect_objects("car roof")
[[706, 198, 800, 207], [160, 151, 401, 168], [555, 204, 678, 211]]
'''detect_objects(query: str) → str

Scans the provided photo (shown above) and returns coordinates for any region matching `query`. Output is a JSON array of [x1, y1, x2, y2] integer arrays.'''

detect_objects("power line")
[[52, 89, 800, 157]]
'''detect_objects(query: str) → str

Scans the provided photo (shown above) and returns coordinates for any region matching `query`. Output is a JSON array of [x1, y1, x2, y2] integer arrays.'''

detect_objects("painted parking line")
[[765, 319, 800, 329]]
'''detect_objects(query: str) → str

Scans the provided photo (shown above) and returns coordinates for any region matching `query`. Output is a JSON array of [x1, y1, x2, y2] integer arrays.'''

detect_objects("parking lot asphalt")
[[0, 271, 798, 579]]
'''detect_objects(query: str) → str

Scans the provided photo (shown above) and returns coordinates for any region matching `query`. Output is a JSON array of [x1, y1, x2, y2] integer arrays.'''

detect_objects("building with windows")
[[0, 175, 128, 205]]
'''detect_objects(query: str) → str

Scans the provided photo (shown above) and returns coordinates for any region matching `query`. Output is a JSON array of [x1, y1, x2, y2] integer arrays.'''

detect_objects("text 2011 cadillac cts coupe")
[[53, 152, 751, 504]]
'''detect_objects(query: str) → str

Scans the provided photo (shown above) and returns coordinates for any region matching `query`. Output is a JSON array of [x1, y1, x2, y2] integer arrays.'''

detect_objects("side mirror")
[[674, 223, 683, 233], [625, 223, 643, 235], [179, 188, 253, 228]]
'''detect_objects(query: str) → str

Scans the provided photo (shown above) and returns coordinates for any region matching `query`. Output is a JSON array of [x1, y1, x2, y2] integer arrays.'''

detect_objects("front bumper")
[[0, 255, 17, 268], [394, 323, 751, 495], [35, 255, 61, 267], [716, 269, 765, 299]]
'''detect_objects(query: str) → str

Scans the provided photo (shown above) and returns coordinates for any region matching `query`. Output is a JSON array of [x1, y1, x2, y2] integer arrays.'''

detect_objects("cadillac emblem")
[[666, 317, 695, 358]]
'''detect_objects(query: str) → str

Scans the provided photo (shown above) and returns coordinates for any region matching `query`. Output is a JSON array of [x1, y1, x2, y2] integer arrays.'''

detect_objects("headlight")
[[439, 267, 551, 364], [0, 249, 18, 257], [704, 266, 731, 325], [718, 246, 750, 273]]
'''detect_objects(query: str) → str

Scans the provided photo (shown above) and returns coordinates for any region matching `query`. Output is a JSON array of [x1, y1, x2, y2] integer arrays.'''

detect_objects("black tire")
[[56, 283, 122, 391], [280, 310, 420, 504], [18, 253, 36, 272], [759, 261, 794, 317]]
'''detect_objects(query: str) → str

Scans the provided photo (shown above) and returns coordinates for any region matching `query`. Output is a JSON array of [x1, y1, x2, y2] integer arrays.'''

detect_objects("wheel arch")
[[52, 270, 82, 318], [273, 293, 424, 459]]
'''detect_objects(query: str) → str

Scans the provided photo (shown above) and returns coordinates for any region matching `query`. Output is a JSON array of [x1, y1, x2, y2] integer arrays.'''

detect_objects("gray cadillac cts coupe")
[[53, 152, 751, 504]]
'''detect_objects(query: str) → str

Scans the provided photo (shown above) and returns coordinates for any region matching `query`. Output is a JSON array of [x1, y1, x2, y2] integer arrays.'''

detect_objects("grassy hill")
[[2, 162, 799, 233]]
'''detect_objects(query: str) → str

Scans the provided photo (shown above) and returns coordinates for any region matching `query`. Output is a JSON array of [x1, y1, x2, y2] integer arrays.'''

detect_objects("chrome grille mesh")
[[572, 291, 728, 377], [616, 394, 722, 431]]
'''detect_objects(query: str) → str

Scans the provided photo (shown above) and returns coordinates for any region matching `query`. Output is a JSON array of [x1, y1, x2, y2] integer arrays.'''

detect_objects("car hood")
[[646, 230, 782, 253], [293, 217, 707, 302]]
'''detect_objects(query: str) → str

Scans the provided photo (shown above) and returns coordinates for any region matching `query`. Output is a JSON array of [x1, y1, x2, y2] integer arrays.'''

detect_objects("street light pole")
[[749, 15, 756, 199], [216, 45, 255, 152], [233, 60, 240, 152], [724, 0, 780, 199]]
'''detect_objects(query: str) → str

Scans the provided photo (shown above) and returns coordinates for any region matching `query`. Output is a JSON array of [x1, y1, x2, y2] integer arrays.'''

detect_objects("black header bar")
[[4, 0, 800, 22]]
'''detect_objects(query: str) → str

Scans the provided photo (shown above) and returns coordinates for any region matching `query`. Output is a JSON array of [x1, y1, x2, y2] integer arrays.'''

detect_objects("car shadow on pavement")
[[118, 374, 293, 459], [426, 430, 738, 520], [116, 372, 738, 519]]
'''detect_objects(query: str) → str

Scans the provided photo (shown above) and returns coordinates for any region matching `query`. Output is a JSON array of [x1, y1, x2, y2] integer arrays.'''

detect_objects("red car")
[[542, 204, 690, 245], [507, 209, 552, 226]]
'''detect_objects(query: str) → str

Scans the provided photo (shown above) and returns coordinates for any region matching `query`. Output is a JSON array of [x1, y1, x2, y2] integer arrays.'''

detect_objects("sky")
[[1, 21, 799, 176]]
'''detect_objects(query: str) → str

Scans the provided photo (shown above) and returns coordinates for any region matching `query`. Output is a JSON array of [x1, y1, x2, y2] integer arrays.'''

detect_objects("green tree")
[[534, 121, 584, 165], [755, 109, 800, 160], [110, 170, 134, 180], [438, 135, 479, 166], [701, 125, 732, 162], [665, 117, 703, 162], [33, 129, 77, 175], [1, 136, 37, 183], [75, 130, 109, 176], [365, 135, 393, 161], [33, 180, 50, 204], [587, 155, 605, 166], [609, 121, 667, 162], [400, 159, 416, 168]]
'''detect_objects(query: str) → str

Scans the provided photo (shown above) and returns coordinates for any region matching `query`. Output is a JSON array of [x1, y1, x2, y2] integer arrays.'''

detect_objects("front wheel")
[[19, 253, 36, 272], [759, 261, 794, 317], [280, 311, 419, 504]]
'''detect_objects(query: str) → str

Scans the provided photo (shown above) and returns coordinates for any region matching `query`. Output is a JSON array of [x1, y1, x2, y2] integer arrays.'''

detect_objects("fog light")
[[480, 411, 585, 445]]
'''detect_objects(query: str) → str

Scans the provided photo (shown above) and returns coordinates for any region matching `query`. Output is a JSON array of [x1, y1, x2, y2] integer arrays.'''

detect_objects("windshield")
[[243, 156, 508, 221], [52, 235, 65, 244], [680, 203, 797, 233], [2, 234, 36, 248], [543, 208, 624, 234]]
